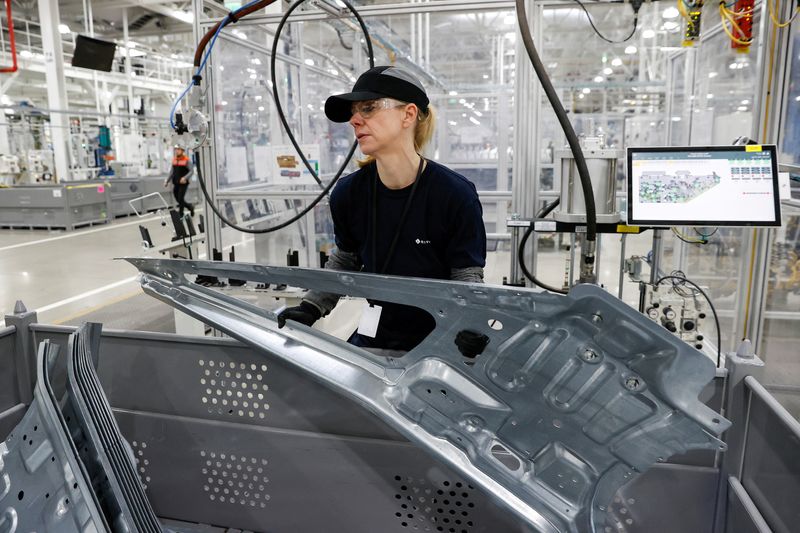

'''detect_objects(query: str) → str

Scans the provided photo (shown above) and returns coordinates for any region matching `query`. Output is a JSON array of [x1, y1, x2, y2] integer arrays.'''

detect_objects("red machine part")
[[732, 0, 755, 51], [0, 0, 17, 73]]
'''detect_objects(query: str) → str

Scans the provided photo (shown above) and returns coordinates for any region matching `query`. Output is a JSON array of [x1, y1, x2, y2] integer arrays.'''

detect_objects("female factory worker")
[[278, 66, 487, 353], [164, 146, 195, 217]]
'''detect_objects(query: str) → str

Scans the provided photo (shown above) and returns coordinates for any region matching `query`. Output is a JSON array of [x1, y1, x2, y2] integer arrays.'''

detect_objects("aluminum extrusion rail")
[[126, 257, 731, 533]]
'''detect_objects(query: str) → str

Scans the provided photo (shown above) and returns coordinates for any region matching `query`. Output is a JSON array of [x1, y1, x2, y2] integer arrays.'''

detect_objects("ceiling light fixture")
[[662, 6, 679, 18]]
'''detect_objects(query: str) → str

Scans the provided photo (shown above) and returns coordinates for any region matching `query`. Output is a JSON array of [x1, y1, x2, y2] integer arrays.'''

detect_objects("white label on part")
[[778, 172, 791, 200], [357, 302, 382, 338], [52, 189, 62, 198]]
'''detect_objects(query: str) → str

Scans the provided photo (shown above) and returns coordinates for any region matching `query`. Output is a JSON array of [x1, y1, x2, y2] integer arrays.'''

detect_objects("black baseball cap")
[[325, 65, 429, 123]]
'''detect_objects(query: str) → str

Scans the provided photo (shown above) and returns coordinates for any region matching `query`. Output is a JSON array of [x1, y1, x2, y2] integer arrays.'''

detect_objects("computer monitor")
[[71, 35, 117, 72], [627, 145, 781, 227]]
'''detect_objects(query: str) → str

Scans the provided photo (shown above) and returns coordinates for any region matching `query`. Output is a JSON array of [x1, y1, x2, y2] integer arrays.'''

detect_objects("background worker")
[[164, 145, 195, 217]]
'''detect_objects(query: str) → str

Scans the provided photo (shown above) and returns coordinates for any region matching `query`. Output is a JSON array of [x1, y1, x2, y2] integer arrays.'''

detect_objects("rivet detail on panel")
[[200, 450, 270, 507], [198, 359, 269, 419]]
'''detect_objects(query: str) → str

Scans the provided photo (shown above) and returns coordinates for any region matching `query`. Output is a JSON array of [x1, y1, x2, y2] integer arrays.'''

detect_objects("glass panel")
[[533, 2, 674, 291], [741, 385, 800, 526], [760, 204, 800, 419], [210, 10, 521, 281], [759, 20, 800, 418], [655, 24, 765, 359], [689, 26, 759, 145], [663, 227, 748, 356], [779, 20, 800, 165]]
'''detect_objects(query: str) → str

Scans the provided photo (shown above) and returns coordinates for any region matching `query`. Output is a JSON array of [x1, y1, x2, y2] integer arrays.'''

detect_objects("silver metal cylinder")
[[553, 137, 623, 224]]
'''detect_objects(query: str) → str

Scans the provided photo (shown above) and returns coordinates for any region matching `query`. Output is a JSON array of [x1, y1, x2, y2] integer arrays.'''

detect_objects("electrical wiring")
[[719, 1, 754, 45], [721, 13, 754, 44], [571, 0, 639, 44], [678, 0, 690, 19], [187, 0, 375, 234], [671, 226, 708, 244], [768, 0, 800, 26], [335, 27, 353, 50], [666, 270, 699, 298], [518, 199, 568, 294], [170, 0, 268, 129], [720, 1, 756, 15], [694, 226, 718, 239], [655, 274, 723, 367]]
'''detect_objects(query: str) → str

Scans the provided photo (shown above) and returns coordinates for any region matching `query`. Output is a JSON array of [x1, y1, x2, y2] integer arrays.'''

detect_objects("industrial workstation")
[[0, 0, 798, 531]]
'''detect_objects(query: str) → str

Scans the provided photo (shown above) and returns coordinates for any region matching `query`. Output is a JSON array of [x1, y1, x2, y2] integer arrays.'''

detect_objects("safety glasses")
[[350, 98, 406, 119]]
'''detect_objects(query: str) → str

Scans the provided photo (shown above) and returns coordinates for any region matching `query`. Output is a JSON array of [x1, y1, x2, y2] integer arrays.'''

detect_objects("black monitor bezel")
[[71, 35, 117, 72], [626, 145, 781, 227]]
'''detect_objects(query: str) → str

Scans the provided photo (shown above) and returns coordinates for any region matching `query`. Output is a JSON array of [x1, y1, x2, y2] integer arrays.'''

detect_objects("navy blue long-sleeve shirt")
[[327, 159, 487, 350]]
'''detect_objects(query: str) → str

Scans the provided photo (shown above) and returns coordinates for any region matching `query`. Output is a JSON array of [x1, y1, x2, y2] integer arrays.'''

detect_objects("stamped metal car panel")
[[0, 327, 164, 533], [126, 257, 729, 533]]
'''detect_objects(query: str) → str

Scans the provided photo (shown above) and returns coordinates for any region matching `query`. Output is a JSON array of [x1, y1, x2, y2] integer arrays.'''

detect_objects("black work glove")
[[277, 301, 321, 328], [455, 329, 490, 358]]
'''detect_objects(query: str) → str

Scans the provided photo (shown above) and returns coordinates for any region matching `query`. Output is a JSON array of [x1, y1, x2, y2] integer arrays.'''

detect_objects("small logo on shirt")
[[415, 238, 431, 245]]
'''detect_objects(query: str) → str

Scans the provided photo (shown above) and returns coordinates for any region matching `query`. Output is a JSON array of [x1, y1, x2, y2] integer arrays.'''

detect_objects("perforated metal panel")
[[131, 439, 152, 490], [111, 410, 531, 533], [198, 359, 270, 420], [392, 475, 479, 532], [199, 450, 270, 508]]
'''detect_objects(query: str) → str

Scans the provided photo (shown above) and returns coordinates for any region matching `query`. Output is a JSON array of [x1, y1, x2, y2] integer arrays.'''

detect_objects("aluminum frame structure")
[[126, 257, 730, 533]]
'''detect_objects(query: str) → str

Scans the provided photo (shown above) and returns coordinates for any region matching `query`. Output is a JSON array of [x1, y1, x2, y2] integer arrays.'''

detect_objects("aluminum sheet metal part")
[[0, 326, 164, 533], [125, 257, 730, 533]]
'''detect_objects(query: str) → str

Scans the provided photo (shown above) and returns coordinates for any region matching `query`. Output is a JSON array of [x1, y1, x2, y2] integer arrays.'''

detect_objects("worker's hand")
[[179, 177, 188, 185], [163, 182, 170, 189], [277, 301, 321, 328]]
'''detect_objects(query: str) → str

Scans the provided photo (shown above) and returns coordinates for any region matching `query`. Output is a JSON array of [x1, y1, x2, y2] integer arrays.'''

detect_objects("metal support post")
[[649, 229, 662, 284], [37, 0, 73, 182], [712, 340, 765, 533], [618, 233, 627, 299], [508, 218, 521, 285], [740, 228, 773, 354], [4, 301, 38, 405], [122, 8, 138, 135]]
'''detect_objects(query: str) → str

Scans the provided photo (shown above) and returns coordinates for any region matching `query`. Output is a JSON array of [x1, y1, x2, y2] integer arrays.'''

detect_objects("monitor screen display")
[[71, 35, 116, 72], [627, 145, 781, 227]]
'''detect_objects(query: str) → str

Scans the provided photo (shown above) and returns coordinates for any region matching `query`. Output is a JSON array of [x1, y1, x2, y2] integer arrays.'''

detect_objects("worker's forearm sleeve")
[[450, 266, 484, 283], [302, 249, 362, 316]]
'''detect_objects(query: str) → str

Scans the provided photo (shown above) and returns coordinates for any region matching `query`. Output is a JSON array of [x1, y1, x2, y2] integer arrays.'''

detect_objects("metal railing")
[[729, 375, 800, 532]]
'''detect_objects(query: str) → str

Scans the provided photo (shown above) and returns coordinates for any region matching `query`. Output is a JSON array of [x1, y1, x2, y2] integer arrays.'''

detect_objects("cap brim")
[[324, 91, 386, 122]]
